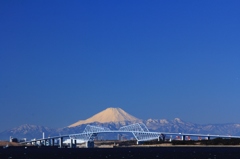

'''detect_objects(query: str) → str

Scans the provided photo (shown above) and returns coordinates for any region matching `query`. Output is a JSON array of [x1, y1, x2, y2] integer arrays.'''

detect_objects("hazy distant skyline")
[[0, 1, 240, 132]]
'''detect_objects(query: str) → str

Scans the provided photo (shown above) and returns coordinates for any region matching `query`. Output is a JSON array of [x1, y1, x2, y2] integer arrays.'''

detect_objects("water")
[[1, 146, 240, 159]]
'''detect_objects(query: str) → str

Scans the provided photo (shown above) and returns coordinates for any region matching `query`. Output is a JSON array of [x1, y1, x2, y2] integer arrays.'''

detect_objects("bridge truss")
[[69, 123, 161, 142]]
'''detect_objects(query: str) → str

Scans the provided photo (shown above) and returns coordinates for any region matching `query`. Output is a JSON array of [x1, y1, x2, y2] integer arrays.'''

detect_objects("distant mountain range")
[[1, 107, 240, 140]]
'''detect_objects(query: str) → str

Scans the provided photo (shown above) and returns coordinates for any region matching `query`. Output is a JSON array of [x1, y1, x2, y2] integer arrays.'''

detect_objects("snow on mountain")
[[0, 124, 57, 140], [68, 107, 142, 127]]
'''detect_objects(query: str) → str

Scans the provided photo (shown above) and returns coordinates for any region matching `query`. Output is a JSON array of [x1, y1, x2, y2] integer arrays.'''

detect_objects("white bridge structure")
[[21, 123, 240, 148], [70, 123, 160, 144]]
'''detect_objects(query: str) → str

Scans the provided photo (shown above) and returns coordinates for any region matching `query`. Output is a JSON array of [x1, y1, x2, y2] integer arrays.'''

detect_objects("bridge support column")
[[207, 136, 210, 140], [137, 141, 144, 145], [158, 134, 165, 141], [59, 137, 63, 148], [182, 135, 185, 141], [51, 139, 55, 146], [70, 139, 73, 148], [39, 140, 43, 146], [70, 139, 77, 148], [45, 139, 48, 146], [42, 140, 45, 146], [86, 141, 94, 148], [74, 140, 77, 148]]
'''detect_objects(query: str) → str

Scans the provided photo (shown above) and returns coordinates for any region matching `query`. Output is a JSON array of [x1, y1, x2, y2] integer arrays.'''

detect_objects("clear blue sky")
[[0, 0, 240, 131]]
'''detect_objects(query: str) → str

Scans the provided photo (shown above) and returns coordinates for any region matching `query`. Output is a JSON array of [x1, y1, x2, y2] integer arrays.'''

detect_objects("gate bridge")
[[21, 123, 240, 148], [70, 123, 159, 143]]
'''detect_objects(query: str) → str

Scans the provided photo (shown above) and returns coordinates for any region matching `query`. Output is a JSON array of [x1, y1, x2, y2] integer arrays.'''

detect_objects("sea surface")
[[1, 146, 240, 159]]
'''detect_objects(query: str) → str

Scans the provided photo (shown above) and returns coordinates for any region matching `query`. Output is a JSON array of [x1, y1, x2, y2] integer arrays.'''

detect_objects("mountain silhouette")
[[68, 107, 141, 127]]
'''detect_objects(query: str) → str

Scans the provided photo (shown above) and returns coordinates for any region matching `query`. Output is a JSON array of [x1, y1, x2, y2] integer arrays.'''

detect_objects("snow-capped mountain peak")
[[68, 107, 141, 127]]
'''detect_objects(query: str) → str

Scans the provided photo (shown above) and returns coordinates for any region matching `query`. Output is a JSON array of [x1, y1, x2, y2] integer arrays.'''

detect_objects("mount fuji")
[[69, 107, 142, 127]]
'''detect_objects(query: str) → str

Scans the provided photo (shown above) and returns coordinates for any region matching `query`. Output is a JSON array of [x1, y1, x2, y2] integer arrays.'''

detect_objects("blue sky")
[[0, 0, 240, 131]]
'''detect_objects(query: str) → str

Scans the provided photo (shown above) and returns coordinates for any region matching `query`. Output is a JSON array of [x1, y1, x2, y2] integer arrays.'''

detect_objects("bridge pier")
[[45, 139, 50, 146], [38, 140, 42, 146], [137, 141, 144, 145], [86, 141, 94, 148], [72, 139, 77, 148], [59, 137, 63, 148], [51, 138, 55, 146], [181, 135, 186, 141], [70, 139, 73, 148], [158, 134, 165, 141], [41, 140, 45, 146], [207, 136, 210, 140], [70, 139, 76, 148], [69, 139, 77, 148]]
